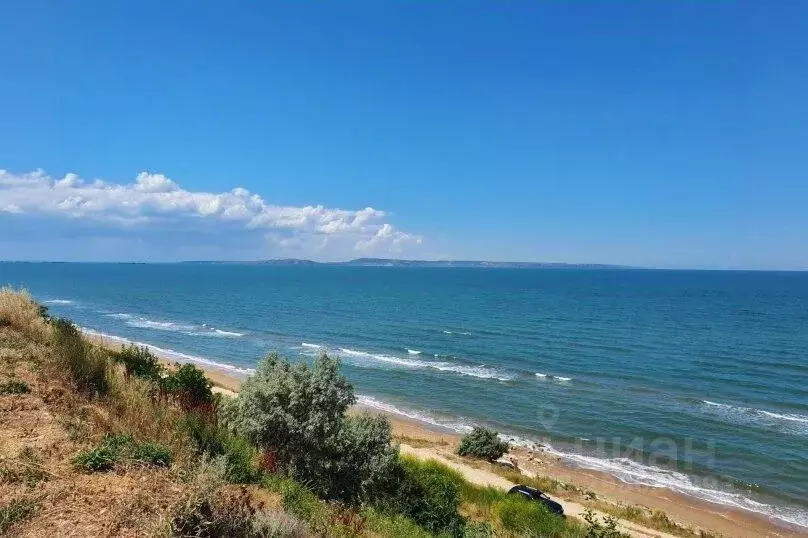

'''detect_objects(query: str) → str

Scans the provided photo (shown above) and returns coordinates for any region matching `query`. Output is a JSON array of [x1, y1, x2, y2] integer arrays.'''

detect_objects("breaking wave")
[[103, 312, 244, 338], [700, 400, 808, 436], [338, 347, 514, 381]]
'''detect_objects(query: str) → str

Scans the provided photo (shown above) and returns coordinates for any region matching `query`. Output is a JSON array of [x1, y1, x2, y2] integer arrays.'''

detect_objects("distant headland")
[[180, 258, 631, 269]]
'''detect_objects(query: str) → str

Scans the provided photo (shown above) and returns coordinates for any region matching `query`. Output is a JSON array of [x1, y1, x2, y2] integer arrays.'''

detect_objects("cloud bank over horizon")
[[0, 169, 423, 261]]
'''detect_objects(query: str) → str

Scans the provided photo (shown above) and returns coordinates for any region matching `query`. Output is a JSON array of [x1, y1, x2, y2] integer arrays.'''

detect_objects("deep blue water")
[[2, 262, 807, 528]]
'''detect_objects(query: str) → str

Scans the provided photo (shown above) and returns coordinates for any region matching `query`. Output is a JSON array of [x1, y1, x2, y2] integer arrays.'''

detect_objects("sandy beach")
[[87, 331, 805, 538]]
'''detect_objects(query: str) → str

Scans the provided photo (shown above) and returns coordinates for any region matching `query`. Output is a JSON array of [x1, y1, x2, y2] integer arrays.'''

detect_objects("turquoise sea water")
[[2, 262, 806, 529]]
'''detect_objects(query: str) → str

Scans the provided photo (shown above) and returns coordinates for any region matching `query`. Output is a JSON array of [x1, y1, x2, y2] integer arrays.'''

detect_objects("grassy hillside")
[[0, 288, 623, 537]]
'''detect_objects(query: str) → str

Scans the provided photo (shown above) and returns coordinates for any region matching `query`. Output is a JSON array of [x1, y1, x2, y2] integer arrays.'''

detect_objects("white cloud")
[[0, 168, 422, 257], [355, 222, 422, 253]]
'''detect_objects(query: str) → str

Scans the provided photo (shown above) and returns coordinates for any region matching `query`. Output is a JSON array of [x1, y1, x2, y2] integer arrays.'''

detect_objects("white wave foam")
[[700, 400, 808, 435], [338, 347, 513, 381], [81, 328, 255, 377], [442, 330, 471, 335], [105, 312, 243, 338], [407, 349, 422, 355], [44, 299, 73, 304], [301, 342, 322, 349], [356, 395, 473, 434], [212, 329, 244, 337], [547, 449, 808, 528], [535, 372, 572, 382], [760, 410, 808, 424], [127, 318, 195, 332]]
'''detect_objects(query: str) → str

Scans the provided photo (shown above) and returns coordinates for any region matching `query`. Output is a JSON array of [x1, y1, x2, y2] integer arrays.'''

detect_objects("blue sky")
[[1, 2, 806, 269]]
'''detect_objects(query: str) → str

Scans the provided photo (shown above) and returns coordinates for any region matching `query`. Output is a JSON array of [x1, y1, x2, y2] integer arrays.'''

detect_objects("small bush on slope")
[[0, 380, 30, 394], [134, 442, 173, 467], [180, 410, 260, 483], [0, 500, 37, 534], [457, 427, 509, 462], [115, 344, 163, 381], [73, 433, 173, 472], [165, 363, 214, 410]]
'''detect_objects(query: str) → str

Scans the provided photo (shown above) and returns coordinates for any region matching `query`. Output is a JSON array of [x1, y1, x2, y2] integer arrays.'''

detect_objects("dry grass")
[[393, 434, 449, 449], [0, 288, 50, 344], [0, 289, 311, 537], [102, 370, 196, 464]]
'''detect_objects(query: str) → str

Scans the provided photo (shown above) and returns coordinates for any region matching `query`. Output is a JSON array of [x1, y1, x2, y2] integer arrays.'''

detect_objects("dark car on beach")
[[508, 485, 565, 517]]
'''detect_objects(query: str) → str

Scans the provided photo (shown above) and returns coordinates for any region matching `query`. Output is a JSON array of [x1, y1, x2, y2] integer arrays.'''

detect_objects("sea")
[[1, 262, 806, 530]]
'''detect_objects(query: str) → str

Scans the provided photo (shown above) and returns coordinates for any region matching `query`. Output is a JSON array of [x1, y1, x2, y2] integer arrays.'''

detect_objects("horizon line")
[[1, 259, 806, 272]]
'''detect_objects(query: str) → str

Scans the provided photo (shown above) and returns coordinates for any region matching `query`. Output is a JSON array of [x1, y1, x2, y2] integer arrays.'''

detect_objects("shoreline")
[[84, 329, 806, 538]]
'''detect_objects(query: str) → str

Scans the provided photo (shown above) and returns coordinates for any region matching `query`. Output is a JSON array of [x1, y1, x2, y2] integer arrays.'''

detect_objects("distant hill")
[[183, 258, 630, 269]]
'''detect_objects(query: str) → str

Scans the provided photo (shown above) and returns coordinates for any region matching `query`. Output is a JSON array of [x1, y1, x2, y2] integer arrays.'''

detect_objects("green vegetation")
[[165, 362, 214, 409], [114, 343, 214, 410], [0, 500, 37, 534], [496, 495, 570, 537], [0, 379, 30, 394], [73, 433, 172, 472], [115, 344, 163, 380], [388, 456, 465, 535], [72, 444, 118, 472], [221, 353, 398, 504], [457, 427, 509, 461], [133, 441, 173, 467]]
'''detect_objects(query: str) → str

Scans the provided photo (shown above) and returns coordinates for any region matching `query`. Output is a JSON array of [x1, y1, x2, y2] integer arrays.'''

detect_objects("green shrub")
[[307, 412, 400, 503], [133, 442, 172, 467], [51, 318, 110, 397], [179, 411, 257, 483], [165, 363, 213, 409], [223, 353, 401, 504], [0, 380, 30, 394], [457, 427, 509, 461], [182, 411, 226, 455], [388, 456, 465, 536], [115, 344, 163, 381], [495, 495, 569, 537], [222, 434, 258, 483], [0, 500, 37, 534], [72, 445, 118, 472], [221, 353, 354, 465]]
